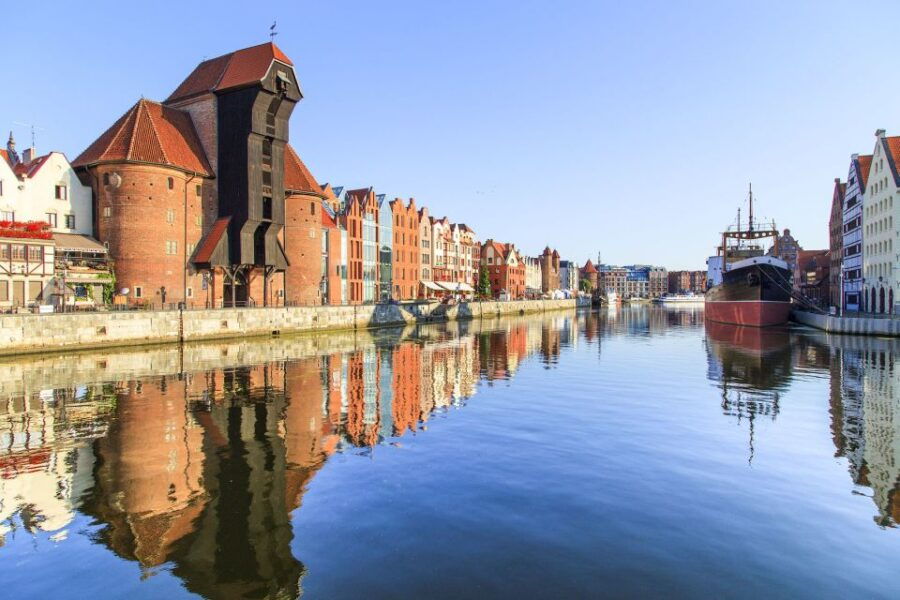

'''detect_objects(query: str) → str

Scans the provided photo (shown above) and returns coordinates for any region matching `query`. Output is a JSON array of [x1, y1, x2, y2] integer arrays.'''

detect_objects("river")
[[1, 306, 898, 598]]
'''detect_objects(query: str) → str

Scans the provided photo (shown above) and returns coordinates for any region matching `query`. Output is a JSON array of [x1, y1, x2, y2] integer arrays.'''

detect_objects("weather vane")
[[270, 20, 278, 40]]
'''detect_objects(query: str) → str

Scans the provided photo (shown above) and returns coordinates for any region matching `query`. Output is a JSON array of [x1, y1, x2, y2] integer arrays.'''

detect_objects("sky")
[[4, 0, 900, 270]]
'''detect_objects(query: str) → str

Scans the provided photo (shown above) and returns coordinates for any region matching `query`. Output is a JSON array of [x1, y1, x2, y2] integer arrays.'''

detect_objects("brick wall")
[[92, 163, 212, 306]]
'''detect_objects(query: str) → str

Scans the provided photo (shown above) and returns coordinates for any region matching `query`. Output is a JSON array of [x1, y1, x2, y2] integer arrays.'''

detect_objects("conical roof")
[[72, 99, 212, 175]]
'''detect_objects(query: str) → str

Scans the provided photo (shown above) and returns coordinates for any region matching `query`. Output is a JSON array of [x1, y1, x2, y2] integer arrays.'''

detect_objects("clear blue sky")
[[5, 0, 900, 269]]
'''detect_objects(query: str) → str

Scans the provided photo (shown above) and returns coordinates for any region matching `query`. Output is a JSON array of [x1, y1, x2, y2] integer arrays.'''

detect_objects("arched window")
[[167, 177, 174, 190]]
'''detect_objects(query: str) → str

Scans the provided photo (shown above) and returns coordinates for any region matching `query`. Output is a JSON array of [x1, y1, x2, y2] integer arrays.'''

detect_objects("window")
[[186, 287, 193, 298], [187, 242, 195, 254], [45, 213, 57, 227], [196, 184, 202, 196], [134, 286, 142, 298], [167, 177, 174, 190], [65, 214, 75, 229], [27, 245, 42, 262], [103, 173, 110, 186], [55, 185, 67, 200], [11, 244, 26, 261], [195, 214, 203, 227], [262, 196, 273, 220], [165, 240, 177, 255], [166, 209, 175, 224], [103, 206, 111, 218], [262, 170, 272, 187], [0, 180, 3, 196], [1, 210, 14, 221], [262, 138, 273, 167]]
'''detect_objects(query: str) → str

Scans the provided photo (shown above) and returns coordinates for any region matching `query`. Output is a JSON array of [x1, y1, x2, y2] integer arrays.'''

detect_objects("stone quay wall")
[[0, 298, 590, 357], [792, 309, 900, 336]]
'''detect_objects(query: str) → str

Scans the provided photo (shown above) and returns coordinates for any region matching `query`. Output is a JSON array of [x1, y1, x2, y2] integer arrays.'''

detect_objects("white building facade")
[[862, 130, 900, 314], [1, 135, 92, 235], [842, 153, 868, 312]]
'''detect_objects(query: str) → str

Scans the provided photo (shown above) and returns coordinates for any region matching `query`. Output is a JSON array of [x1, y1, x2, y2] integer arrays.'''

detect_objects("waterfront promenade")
[[0, 298, 589, 357], [793, 309, 900, 336]]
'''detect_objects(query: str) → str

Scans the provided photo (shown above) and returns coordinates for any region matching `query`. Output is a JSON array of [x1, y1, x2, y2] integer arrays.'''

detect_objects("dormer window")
[[276, 71, 291, 94]]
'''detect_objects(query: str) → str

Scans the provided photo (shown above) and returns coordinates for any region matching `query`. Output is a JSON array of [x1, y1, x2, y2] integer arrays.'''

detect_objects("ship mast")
[[748, 182, 754, 233]]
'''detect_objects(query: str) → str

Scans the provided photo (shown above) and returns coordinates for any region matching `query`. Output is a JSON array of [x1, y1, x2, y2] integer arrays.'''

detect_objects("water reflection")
[[1, 307, 900, 598], [703, 321, 900, 528]]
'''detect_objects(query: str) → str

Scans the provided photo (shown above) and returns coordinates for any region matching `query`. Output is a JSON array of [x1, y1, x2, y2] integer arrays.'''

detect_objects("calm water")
[[1, 306, 899, 599]]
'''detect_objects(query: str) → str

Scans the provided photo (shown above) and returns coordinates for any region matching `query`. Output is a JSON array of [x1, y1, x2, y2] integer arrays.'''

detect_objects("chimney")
[[851, 153, 859, 160], [22, 146, 36, 164], [876, 128, 886, 138]]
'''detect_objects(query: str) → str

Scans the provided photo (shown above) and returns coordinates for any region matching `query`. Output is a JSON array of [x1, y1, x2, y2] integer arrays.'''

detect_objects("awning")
[[52, 233, 108, 253], [421, 280, 443, 291], [436, 282, 474, 292]]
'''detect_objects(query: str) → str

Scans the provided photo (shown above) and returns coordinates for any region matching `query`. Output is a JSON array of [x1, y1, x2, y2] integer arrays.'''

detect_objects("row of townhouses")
[[0, 42, 581, 311], [576, 260, 669, 299], [828, 129, 900, 314]]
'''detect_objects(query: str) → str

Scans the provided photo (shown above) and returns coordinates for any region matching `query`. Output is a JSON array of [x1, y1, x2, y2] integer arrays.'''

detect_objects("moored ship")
[[705, 186, 792, 327]]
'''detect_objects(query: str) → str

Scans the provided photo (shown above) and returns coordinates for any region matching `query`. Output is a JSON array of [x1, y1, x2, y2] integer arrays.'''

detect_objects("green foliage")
[[579, 278, 593, 293], [478, 267, 492, 298], [99, 271, 116, 305]]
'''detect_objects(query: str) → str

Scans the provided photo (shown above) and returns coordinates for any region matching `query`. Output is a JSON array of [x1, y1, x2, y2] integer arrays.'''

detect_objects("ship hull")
[[705, 262, 791, 327]]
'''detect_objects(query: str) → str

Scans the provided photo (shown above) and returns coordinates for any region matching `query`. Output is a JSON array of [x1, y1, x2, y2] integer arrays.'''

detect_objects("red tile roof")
[[0, 149, 8, 166], [167, 42, 293, 103], [582, 259, 598, 274], [12, 153, 51, 179], [193, 216, 230, 264], [72, 99, 212, 175], [858, 154, 872, 188], [885, 137, 900, 185], [321, 209, 336, 228], [284, 144, 321, 195]]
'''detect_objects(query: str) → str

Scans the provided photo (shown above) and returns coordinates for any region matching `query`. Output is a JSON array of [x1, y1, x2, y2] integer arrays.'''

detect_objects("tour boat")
[[705, 185, 792, 327], [656, 293, 705, 305]]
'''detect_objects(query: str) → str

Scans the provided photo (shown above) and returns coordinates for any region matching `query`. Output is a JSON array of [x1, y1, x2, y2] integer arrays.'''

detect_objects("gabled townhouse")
[[828, 177, 845, 310], [389, 197, 420, 300], [842, 153, 869, 312], [481, 239, 525, 299], [1, 134, 109, 309], [861, 129, 900, 314]]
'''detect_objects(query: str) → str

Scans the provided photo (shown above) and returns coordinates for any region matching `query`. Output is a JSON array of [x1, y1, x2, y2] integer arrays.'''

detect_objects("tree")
[[478, 267, 492, 298], [579, 278, 593, 293]]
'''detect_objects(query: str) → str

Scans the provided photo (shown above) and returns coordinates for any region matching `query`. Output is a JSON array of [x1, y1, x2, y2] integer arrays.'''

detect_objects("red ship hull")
[[705, 300, 791, 327]]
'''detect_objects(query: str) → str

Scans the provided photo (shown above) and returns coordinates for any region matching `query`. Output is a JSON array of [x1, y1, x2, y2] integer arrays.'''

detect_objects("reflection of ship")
[[705, 185, 792, 327], [705, 321, 793, 463]]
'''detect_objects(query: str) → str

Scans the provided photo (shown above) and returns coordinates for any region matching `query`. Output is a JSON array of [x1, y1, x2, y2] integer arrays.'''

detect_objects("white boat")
[[605, 289, 620, 305], [656, 293, 705, 305]]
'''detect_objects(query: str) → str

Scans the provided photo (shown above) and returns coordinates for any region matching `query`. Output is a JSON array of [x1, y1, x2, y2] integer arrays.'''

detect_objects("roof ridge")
[[104, 102, 139, 164], [125, 101, 145, 161], [142, 100, 170, 165], [212, 51, 236, 91]]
